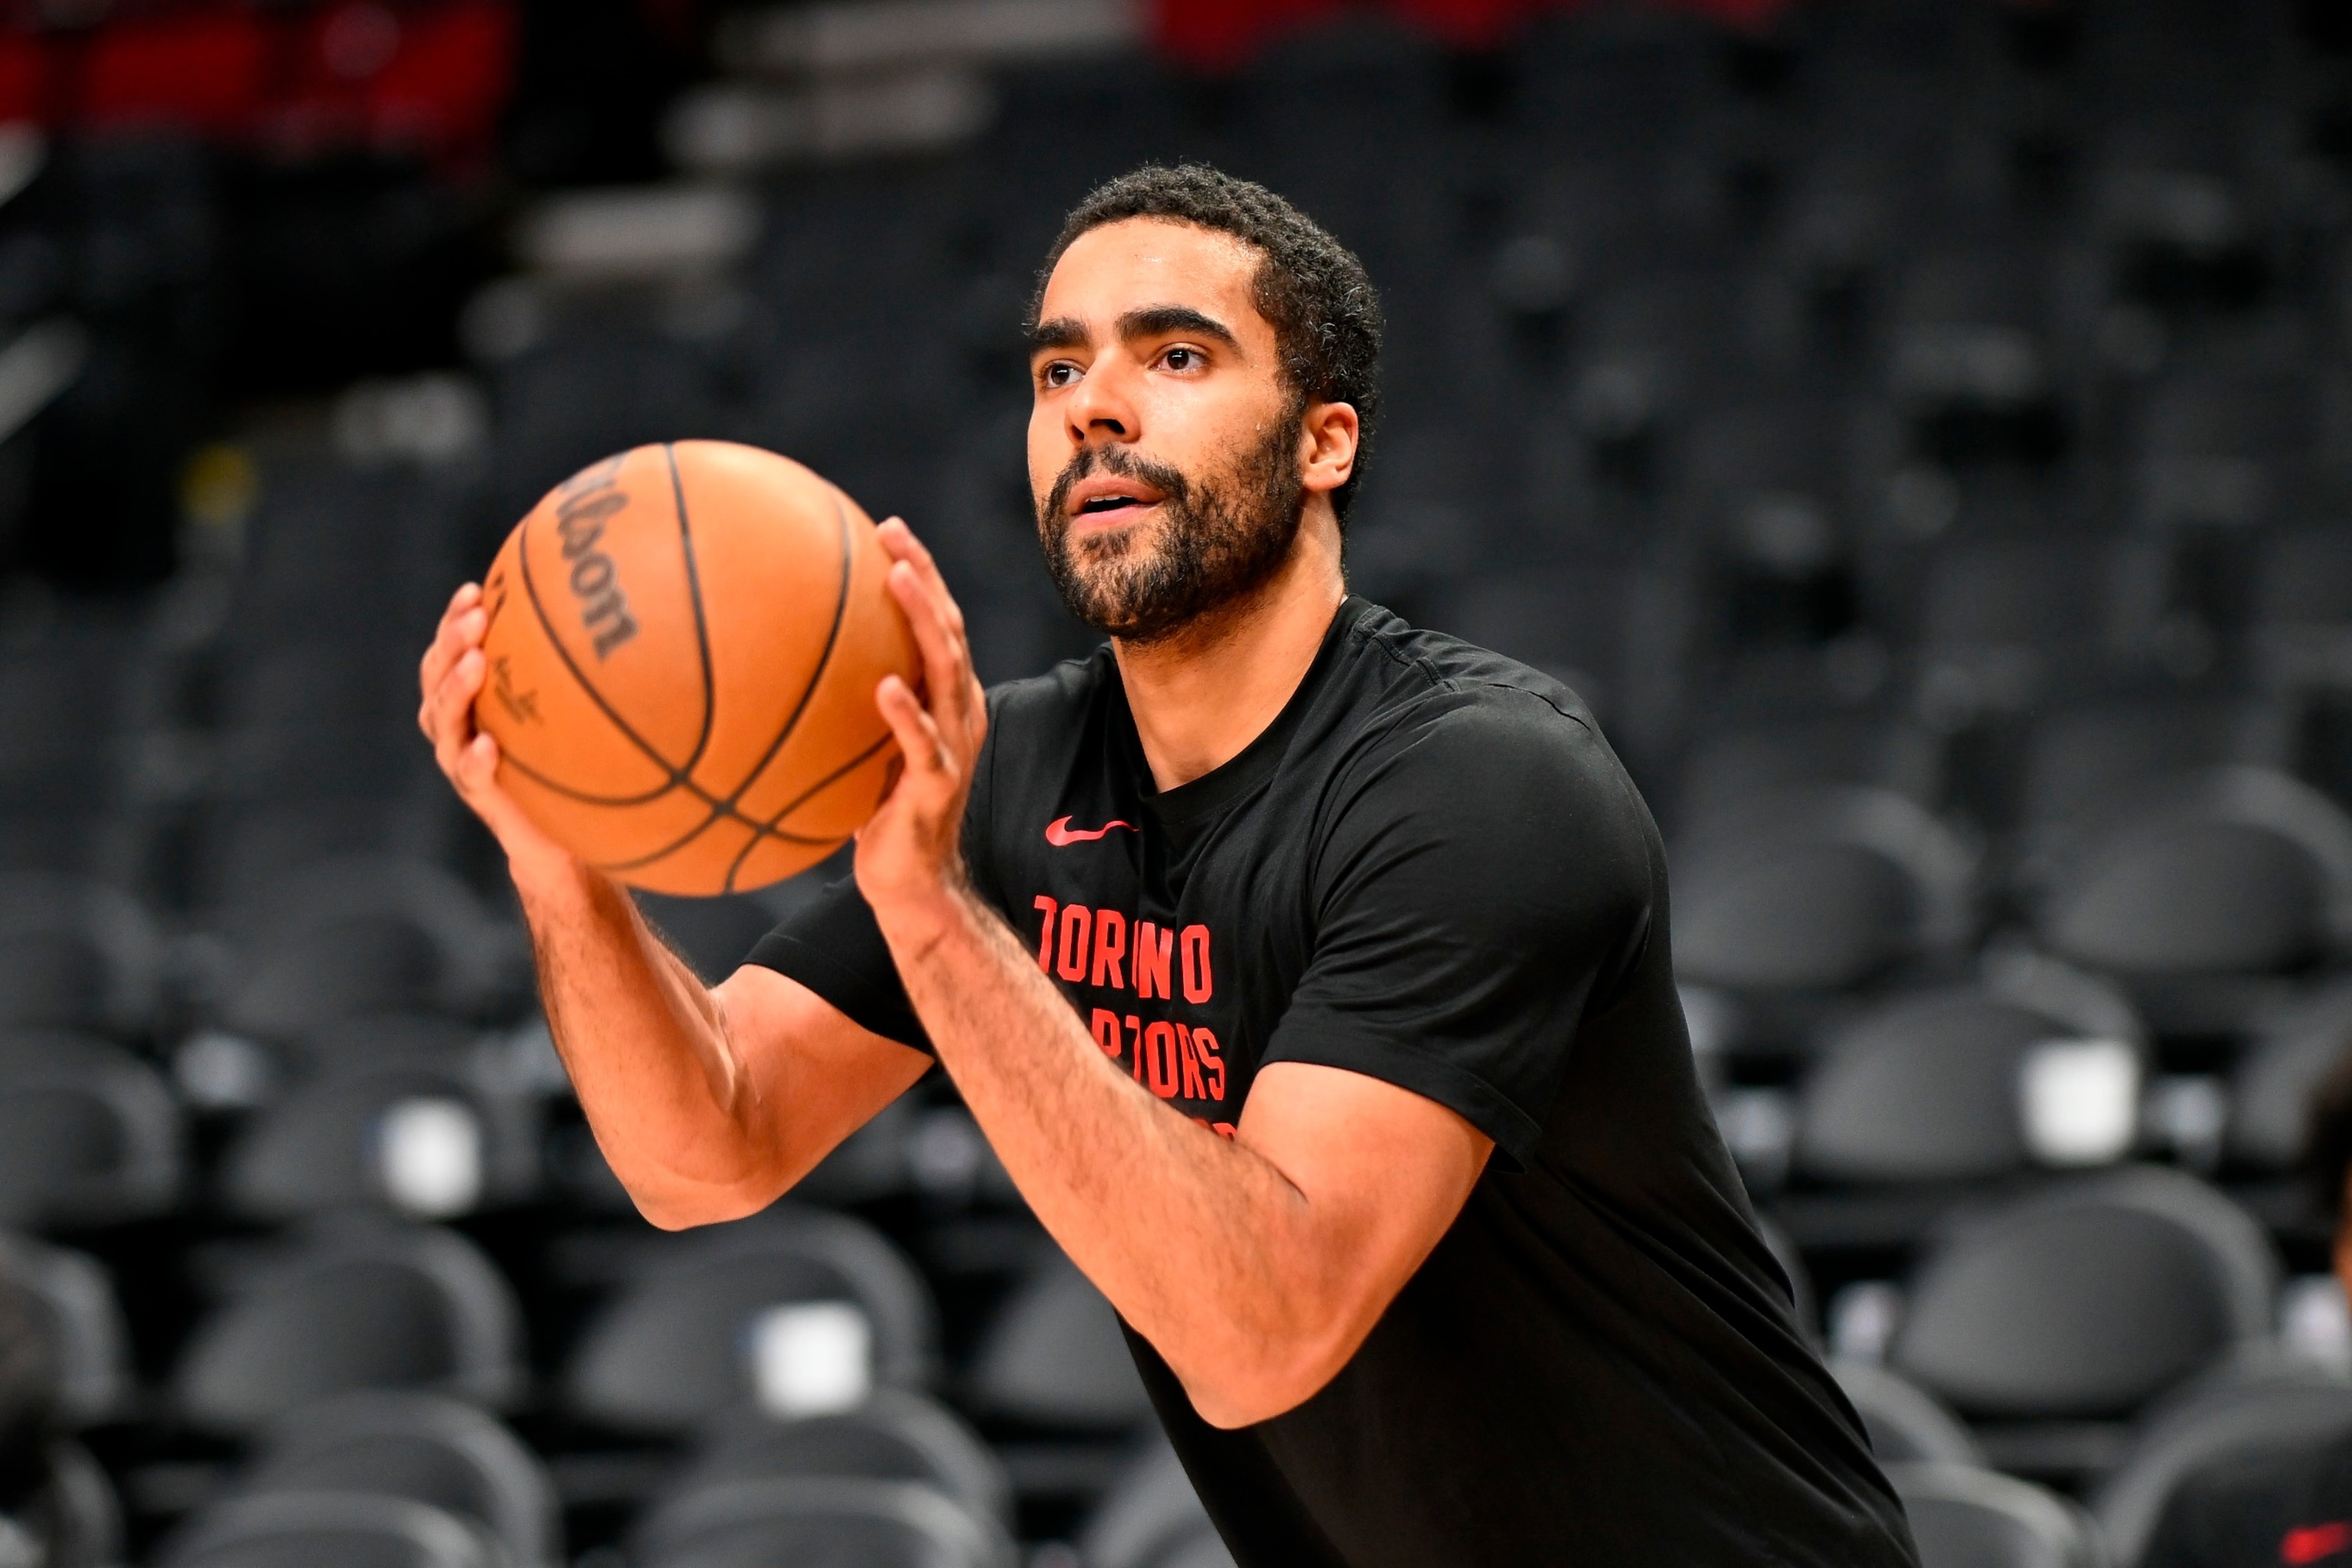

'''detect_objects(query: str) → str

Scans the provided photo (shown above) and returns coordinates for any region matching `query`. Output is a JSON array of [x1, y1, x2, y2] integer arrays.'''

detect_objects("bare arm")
[[417, 583, 930, 1230], [854, 524, 1492, 1429]]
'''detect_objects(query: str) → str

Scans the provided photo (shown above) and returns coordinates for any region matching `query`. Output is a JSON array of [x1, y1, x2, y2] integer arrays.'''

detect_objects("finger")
[[877, 673, 954, 779], [885, 560, 978, 740], [449, 731, 543, 846], [419, 598, 488, 727], [430, 647, 488, 777], [876, 519, 965, 639]]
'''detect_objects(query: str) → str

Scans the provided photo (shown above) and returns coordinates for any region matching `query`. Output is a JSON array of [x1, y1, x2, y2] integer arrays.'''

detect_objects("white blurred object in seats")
[[515, 185, 760, 278], [666, 70, 995, 172], [1828, 1282, 1904, 1365], [2281, 1275, 2352, 1377], [377, 1096, 485, 1218], [720, 0, 1138, 73], [1713, 1088, 1794, 1191], [175, 1030, 276, 1111], [2019, 1038, 2140, 1166], [2145, 1073, 2229, 1171], [749, 1301, 873, 1418]]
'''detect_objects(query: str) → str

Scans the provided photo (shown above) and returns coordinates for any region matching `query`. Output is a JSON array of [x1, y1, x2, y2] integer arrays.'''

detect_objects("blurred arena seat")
[[1079, 1442, 1233, 1568], [673, 1390, 1013, 1534], [1830, 1361, 1984, 1467], [1886, 1462, 2104, 1568], [217, 1052, 541, 1222], [230, 1391, 561, 1568], [1792, 981, 2147, 1186], [155, 1489, 508, 1568], [562, 1209, 939, 1436], [965, 1251, 1152, 1433], [2225, 979, 2352, 1174], [0, 1031, 182, 1229], [1670, 785, 1977, 995], [0, 873, 162, 1038], [2090, 1350, 2352, 1568], [215, 856, 523, 1040], [172, 1222, 525, 1432], [2024, 766, 2352, 997], [0, 1232, 133, 1429], [627, 1473, 1018, 1568], [1884, 1167, 2279, 1481]]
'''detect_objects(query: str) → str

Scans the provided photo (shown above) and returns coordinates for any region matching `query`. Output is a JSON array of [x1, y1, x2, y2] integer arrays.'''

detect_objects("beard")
[[1036, 404, 1308, 645]]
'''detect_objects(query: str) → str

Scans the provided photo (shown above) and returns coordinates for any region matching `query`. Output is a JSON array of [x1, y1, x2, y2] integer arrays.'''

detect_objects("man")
[[2142, 1045, 2352, 1568], [420, 164, 1916, 1565]]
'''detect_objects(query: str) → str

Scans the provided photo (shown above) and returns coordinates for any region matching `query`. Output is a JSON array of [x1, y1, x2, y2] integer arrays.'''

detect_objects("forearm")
[[513, 855, 786, 1223], [886, 888, 1348, 1422]]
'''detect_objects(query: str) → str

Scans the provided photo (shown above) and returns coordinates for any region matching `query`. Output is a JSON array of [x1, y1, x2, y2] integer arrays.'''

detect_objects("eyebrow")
[[1026, 304, 1242, 358], [1028, 316, 1088, 354]]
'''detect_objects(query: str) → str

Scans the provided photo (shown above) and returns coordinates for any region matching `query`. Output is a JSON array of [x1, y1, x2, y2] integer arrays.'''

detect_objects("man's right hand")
[[416, 581, 577, 882]]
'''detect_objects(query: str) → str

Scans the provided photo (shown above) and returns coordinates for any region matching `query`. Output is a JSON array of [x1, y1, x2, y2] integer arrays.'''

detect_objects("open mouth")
[[1077, 495, 1152, 518]]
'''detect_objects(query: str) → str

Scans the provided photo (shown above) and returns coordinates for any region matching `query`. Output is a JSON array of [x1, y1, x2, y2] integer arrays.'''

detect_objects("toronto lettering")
[[1034, 899, 1213, 1004]]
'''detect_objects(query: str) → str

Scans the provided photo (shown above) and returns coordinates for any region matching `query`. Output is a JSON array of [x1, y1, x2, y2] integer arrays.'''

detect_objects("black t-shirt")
[[2145, 1429, 2352, 1568], [749, 599, 1917, 1566]]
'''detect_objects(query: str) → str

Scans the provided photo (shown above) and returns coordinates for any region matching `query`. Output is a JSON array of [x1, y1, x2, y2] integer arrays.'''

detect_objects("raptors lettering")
[[1038, 897, 1233, 1135]]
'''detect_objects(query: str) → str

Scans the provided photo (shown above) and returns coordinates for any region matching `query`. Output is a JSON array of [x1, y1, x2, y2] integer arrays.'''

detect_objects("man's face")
[[1027, 218, 1307, 643]]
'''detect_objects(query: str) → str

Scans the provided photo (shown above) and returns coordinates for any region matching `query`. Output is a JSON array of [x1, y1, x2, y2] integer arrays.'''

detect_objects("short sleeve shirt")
[[750, 599, 1917, 1567]]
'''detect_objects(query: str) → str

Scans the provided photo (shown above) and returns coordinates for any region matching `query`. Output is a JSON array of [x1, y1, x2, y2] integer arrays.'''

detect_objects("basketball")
[[471, 441, 918, 897]]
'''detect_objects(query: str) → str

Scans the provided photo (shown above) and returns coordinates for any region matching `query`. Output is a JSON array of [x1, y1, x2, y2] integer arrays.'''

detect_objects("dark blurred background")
[[0, 2, 2346, 1565]]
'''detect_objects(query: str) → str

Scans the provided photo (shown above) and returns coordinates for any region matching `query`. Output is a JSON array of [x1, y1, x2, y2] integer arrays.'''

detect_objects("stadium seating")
[[1080, 1443, 1234, 1568], [0, 1031, 182, 1228], [2089, 1350, 2352, 1567], [172, 1222, 526, 1432], [0, 0, 2335, 1560], [229, 1392, 561, 1568], [628, 1474, 1019, 1568], [1884, 1167, 2279, 1480], [155, 1490, 508, 1568], [562, 1208, 941, 1436], [672, 1390, 1014, 1533], [1886, 1462, 2104, 1568]]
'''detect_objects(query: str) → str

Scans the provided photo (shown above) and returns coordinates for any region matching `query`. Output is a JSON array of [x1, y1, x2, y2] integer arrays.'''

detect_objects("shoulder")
[[1308, 609, 1658, 906], [1329, 604, 1636, 825], [982, 644, 1116, 735]]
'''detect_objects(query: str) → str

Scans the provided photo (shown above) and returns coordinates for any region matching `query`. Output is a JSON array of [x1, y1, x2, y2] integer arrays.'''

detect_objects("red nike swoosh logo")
[[1045, 815, 1136, 846]]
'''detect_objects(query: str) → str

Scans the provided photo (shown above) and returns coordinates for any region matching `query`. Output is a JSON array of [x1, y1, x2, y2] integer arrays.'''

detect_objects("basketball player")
[[421, 165, 1917, 1565]]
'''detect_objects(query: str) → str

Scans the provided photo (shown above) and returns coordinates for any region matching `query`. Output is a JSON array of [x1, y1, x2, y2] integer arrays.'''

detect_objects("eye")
[[1161, 346, 1199, 371], [1040, 361, 1080, 390]]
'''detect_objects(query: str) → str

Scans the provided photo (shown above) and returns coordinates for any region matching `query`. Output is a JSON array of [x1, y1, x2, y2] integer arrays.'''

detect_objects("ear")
[[1298, 400, 1360, 498]]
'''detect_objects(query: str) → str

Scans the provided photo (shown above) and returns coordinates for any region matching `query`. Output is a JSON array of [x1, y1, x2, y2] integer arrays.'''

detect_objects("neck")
[[1111, 502, 1347, 792]]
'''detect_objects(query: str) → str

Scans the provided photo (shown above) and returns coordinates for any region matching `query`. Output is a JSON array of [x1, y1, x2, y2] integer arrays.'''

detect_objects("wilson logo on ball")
[[552, 458, 642, 659]]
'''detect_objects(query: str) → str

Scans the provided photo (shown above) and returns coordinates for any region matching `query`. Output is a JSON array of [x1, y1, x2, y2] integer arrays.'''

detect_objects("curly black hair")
[[1031, 164, 1383, 522]]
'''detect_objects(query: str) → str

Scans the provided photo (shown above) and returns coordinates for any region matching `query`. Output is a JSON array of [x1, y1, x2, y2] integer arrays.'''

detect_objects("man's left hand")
[[858, 518, 989, 939]]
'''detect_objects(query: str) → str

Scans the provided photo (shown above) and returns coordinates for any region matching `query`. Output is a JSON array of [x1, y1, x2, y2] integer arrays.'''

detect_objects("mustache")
[[1041, 443, 1192, 531]]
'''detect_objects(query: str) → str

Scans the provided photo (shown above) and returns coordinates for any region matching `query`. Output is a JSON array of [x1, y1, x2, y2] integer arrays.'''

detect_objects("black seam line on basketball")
[[511, 454, 722, 809], [720, 728, 896, 893], [596, 488, 857, 877], [490, 749, 790, 841], [663, 441, 722, 782]]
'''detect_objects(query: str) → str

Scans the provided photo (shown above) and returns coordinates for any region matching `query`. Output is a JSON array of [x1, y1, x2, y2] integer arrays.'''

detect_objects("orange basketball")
[[472, 441, 917, 896]]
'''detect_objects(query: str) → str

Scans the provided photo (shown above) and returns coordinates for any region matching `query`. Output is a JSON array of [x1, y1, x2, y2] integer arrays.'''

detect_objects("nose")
[[1063, 356, 1137, 449]]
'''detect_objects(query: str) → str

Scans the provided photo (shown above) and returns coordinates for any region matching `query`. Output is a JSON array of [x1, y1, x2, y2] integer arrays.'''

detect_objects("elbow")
[[1181, 1336, 1354, 1431], [625, 1171, 789, 1233]]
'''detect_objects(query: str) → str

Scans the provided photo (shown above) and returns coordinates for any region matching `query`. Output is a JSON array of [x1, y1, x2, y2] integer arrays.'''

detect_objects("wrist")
[[866, 868, 982, 961], [507, 844, 599, 916]]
